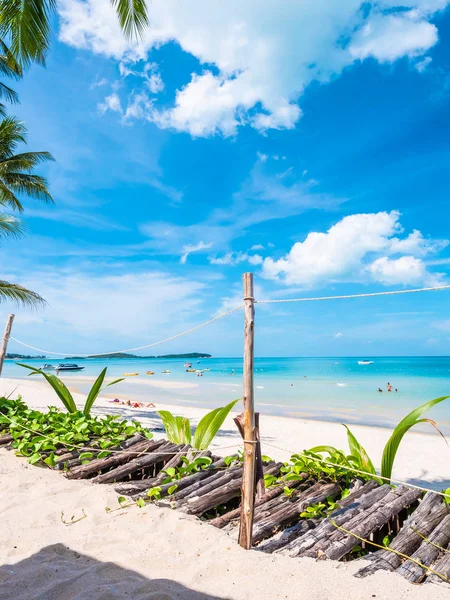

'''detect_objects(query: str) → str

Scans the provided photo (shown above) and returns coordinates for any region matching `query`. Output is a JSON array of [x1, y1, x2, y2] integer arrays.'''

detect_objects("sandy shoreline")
[[2, 448, 449, 600], [1, 377, 450, 490]]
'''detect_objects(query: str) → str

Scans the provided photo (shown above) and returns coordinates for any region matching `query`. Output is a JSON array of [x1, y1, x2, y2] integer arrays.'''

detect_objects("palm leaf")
[[0, 212, 23, 238], [17, 363, 77, 413], [0, 280, 45, 306], [0, 0, 57, 67], [109, 0, 149, 39], [381, 396, 450, 481], [193, 399, 238, 450]]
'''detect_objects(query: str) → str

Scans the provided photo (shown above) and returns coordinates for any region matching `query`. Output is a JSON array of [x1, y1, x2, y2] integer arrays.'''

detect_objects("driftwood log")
[[280, 483, 391, 557], [91, 440, 178, 484], [251, 480, 342, 545], [180, 462, 283, 518], [114, 444, 192, 495], [396, 512, 450, 583], [425, 540, 450, 585], [66, 434, 156, 479], [355, 493, 448, 577], [324, 486, 423, 561], [209, 475, 308, 529], [262, 480, 380, 555]]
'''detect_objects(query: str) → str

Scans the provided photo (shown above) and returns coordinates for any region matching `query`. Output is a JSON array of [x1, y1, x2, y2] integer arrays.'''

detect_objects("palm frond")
[[0, 150, 54, 172], [0, 212, 23, 238], [0, 82, 19, 104], [0, 182, 23, 211], [0, 116, 27, 155], [0, 0, 57, 67], [2, 172, 53, 203], [0, 39, 22, 78], [0, 280, 46, 306], [109, 0, 149, 39]]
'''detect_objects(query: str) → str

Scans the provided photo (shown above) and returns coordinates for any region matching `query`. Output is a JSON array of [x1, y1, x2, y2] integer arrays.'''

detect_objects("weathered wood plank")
[[0, 433, 13, 445], [263, 480, 380, 555], [355, 492, 448, 577], [251, 480, 342, 545], [325, 486, 422, 561], [91, 440, 177, 484], [181, 462, 283, 518], [66, 435, 160, 480], [209, 475, 308, 529], [425, 540, 450, 586], [397, 512, 450, 583], [114, 444, 192, 495]]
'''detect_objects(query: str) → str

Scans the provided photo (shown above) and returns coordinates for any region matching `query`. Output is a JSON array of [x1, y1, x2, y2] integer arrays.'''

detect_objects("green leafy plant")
[[0, 397, 152, 466], [18, 364, 124, 416], [158, 399, 238, 450], [307, 396, 450, 484], [443, 487, 450, 507]]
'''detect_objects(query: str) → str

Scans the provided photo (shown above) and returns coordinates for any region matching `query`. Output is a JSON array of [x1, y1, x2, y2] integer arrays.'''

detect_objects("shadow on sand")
[[0, 544, 232, 600]]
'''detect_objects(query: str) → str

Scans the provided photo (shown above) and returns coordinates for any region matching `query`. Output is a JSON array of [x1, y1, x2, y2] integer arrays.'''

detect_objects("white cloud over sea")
[[58, 0, 448, 137]]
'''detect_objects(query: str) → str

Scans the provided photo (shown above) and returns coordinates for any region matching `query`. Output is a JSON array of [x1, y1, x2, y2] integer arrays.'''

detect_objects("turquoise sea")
[[3, 356, 450, 434]]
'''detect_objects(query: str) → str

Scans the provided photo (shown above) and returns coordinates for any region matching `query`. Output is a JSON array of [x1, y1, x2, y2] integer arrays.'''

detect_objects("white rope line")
[[262, 440, 450, 500], [256, 285, 450, 304], [9, 304, 244, 357]]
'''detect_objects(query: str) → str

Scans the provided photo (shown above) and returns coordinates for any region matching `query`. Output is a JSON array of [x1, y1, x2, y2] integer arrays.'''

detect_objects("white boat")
[[57, 363, 85, 372], [184, 362, 192, 368], [40, 364, 55, 370], [358, 360, 373, 365]]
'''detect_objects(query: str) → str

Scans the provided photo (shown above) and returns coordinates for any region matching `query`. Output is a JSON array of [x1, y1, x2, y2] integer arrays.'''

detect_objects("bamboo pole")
[[239, 272, 256, 549], [0, 314, 14, 377]]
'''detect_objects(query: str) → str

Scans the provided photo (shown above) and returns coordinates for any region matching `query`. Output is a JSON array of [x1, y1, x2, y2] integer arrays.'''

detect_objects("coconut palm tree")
[[0, 38, 22, 111], [0, 115, 52, 306], [0, 0, 149, 67]]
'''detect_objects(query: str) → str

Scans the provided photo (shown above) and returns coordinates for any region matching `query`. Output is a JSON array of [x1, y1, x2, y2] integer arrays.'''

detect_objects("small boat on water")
[[161, 370, 171, 374], [186, 369, 196, 372], [57, 363, 85, 372], [40, 364, 55, 370], [184, 362, 192, 368], [358, 360, 373, 365], [146, 371, 155, 375], [123, 372, 139, 376]]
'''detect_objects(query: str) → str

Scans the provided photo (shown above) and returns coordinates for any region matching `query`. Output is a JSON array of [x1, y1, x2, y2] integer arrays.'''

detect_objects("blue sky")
[[2, 0, 450, 357]]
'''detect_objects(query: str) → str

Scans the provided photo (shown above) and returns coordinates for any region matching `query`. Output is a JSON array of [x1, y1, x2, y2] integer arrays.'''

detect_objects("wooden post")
[[0, 314, 15, 377], [239, 272, 256, 549]]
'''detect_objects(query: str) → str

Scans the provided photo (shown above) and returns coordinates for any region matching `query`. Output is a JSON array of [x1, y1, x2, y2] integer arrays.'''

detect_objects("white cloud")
[[180, 241, 212, 264], [1, 269, 207, 352], [251, 244, 265, 251], [209, 251, 263, 266], [98, 92, 123, 114], [90, 76, 108, 89], [367, 256, 428, 285], [334, 332, 343, 338], [415, 56, 432, 72], [348, 12, 438, 62], [262, 211, 446, 287], [58, 0, 447, 137]]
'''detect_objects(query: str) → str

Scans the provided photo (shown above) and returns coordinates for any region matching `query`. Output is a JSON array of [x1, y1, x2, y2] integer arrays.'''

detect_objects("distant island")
[[64, 352, 212, 360], [6, 353, 45, 359]]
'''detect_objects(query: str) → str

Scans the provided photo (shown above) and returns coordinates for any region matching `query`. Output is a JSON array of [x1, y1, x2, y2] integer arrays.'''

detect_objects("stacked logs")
[[0, 431, 449, 586]]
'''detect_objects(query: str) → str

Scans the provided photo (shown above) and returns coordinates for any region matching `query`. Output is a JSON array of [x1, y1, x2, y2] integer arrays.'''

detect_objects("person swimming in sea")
[[378, 387, 382, 392], [387, 382, 392, 392]]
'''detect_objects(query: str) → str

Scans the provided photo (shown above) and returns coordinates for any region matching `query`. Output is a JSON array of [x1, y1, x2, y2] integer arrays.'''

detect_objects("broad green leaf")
[[343, 425, 377, 476], [17, 364, 77, 413], [381, 396, 450, 481], [193, 399, 238, 450], [82, 368, 107, 416]]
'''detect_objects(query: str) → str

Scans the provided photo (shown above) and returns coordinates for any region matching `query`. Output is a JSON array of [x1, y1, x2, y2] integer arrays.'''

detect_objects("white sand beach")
[[0, 446, 449, 600], [1, 376, 450, 599], [1, 376, 450, 490]]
